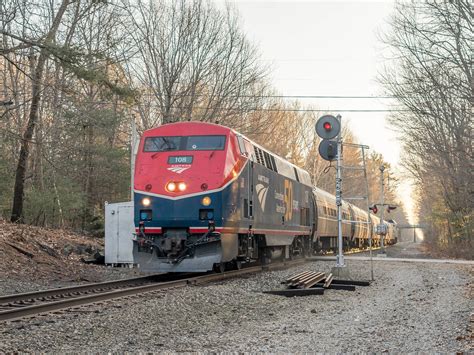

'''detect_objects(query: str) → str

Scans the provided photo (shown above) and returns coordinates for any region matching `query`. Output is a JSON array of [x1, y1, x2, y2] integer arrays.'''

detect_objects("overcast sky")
[[218, 0, 417, 223]]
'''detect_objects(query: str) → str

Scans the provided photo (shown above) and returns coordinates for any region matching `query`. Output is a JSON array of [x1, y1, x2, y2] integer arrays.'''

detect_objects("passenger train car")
[[133, 121, 397, 272]]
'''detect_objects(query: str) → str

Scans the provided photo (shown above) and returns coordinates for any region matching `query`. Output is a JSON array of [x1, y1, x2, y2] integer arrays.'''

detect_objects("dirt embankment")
[[0, 219, 108, 282], [420, 239, 474, 260]]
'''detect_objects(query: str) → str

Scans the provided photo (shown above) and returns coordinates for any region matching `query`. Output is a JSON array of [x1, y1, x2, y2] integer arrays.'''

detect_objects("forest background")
[[0, 0, 470, 257]]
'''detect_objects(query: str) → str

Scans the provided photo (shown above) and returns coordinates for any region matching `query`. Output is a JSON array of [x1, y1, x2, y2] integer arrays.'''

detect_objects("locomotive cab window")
[[144, 136, 181, 152], [186, 135, 226, 151], [144, 135, 226, 152]]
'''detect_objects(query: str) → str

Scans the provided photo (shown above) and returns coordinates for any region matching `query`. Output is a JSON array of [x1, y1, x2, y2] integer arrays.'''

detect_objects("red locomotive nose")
[[134, 122, 246, 197]]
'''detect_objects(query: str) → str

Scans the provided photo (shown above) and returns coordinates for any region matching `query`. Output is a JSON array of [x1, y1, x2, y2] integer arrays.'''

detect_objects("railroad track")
[[0, 259, 306, 322]]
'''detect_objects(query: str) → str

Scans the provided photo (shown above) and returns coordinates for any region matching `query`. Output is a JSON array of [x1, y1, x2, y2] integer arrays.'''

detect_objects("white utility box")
[[105, 201, 135, 265]]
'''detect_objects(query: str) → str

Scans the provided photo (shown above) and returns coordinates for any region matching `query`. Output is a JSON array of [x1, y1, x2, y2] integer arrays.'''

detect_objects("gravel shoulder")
[[352, 240, 447, 259], [0, 257, 472, 353]]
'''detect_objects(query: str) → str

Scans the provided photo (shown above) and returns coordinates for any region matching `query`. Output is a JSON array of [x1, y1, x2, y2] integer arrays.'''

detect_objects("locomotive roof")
[[143, 121, 230, 135]]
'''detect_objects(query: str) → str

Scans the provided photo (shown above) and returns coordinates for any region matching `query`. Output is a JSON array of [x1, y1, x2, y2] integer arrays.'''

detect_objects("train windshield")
[[144, 137, 181, 152], [186, 135, 226, 150], [143, 135, 226, 152]]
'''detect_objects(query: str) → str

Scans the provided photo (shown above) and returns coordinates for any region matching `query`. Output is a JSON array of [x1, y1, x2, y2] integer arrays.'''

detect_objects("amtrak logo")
[[167, 165, 190, 174], [255, 183, 269, 212]]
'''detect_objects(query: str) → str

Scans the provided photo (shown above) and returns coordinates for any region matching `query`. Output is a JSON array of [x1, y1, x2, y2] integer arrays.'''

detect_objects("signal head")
[[318, 139, 338, 161], [315, 114, 341, 140], [387, 205, 397, 213]]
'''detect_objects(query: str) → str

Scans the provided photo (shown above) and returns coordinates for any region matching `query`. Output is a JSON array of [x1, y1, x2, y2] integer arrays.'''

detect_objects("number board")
[[168, 156, 193, 164]]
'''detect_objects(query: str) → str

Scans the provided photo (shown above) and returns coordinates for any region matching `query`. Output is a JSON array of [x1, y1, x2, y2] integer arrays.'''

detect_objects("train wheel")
[[234, 260, 242, 270], [213, 263, 225, 273]]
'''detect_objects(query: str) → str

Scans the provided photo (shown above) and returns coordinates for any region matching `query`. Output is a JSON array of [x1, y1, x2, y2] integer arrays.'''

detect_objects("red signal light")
[[323, 122, 332, 131], [369, 205, 378, 214]]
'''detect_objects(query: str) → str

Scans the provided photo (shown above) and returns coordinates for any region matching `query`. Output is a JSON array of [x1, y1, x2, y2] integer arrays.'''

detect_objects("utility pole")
[[335, 115, 344, 267], [379, 165, 386, 255], [130, 116, 137, 201]]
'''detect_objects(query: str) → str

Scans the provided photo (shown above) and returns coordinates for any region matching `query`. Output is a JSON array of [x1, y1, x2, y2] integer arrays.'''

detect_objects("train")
[[132, 121, 397, 272]]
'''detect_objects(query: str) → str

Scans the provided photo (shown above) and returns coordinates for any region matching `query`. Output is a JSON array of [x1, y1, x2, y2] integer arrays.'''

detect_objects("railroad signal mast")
[[315, 114, 344, 267], [316, 114, 377, 279], [368, 165, 397, 255]]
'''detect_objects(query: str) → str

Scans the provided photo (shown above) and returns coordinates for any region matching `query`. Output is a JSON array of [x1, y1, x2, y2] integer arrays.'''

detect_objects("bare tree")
[[379, 0, 472, 243], [125, 0, 268, 129], [1, 0, 132, 225], [5, 0, 73, 222]]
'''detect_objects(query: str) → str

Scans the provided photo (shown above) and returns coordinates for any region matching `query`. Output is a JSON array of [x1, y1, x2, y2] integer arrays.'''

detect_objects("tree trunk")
[[10, 0, 71, 223]]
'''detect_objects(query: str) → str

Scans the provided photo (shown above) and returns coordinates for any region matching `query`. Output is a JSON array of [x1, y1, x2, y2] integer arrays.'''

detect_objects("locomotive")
[[133, 122, 397, 272]]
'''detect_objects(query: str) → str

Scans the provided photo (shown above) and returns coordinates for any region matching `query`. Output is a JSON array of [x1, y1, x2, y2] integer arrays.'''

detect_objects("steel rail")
[[0, 259, 305, 322], [0, 274, 167, 304]]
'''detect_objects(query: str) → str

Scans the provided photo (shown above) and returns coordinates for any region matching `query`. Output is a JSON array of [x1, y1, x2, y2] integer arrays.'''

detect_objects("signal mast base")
[[331, 265, 351, 280]]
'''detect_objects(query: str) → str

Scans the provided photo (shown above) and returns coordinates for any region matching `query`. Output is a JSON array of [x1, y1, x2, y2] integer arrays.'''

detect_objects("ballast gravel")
[[0, 251, 472, 353]]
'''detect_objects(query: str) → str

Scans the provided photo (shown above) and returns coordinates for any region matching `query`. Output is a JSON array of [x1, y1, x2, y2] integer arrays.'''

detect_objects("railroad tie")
[[300, 273, 326, 289], [286, 271, 327, 289], [285, 271, 313, 284], [323, 273, 334, 288]]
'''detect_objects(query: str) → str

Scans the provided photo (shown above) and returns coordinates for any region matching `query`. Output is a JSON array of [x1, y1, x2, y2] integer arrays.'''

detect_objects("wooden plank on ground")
[[302, 273, 326, 289], [285, 271, 312, 284], [323, 273, 333, 288]]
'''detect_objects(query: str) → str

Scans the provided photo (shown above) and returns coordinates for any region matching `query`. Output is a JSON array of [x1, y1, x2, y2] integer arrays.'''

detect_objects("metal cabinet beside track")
[[105, 201, 135, 265]]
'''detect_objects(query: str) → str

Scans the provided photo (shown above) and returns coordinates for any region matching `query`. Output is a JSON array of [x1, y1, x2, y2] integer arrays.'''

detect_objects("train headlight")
[[201, 196, 211, 206], [178, 182, 187, 192], [166, 182, 176, 192], [142, 197, 151, 207]]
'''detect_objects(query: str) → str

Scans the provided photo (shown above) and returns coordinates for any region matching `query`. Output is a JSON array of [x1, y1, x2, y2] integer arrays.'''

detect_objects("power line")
[[136, 94, 399, 99], [58, 100, 410, 113], [245, 95, 396, 99], [171, 107, 410, 113], [136, 93, 470, 99], [75, 101, 410, 112]]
